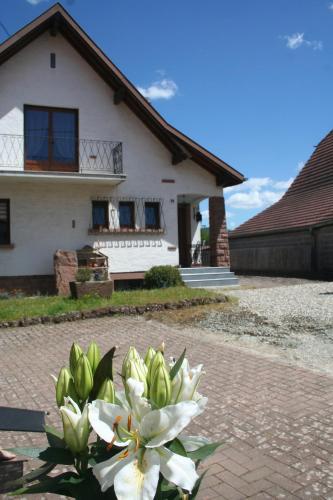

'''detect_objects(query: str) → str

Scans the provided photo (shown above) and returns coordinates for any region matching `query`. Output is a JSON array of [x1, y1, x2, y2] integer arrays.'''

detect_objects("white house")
[[0, 3, 244, 293]]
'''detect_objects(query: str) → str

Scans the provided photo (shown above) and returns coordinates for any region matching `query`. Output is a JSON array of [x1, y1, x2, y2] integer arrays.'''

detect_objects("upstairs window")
[[145, 202, 160, 229], [24, 105, 78, 171], [0, 200, 10, 245], [92, 201, 109, 229], [119, 201, 135, 229]]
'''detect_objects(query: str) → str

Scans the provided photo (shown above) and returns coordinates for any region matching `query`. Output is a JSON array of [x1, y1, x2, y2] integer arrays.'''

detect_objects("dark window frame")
[[145, 201, 160, 230], [24, 104, 79, 172], [0, 199, 10, 245], [119, 201, 135, 229], [92, 200, 109, 230], [50, 53, 56, 68]]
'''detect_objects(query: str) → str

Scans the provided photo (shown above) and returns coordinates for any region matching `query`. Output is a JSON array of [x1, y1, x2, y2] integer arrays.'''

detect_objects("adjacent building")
[[229, 130, 333, 278]]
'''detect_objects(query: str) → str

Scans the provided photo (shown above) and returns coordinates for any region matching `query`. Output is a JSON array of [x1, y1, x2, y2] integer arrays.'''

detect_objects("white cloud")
[[273, 177, 294, 189], [297, 161, 305, 172], [201, 209, 209, 225], [329, 3, 333, 11], [224, 176, 293, 210], [283, 33, 323, 51], [137, 78, 178, 101], [26, 0, 48, 4]]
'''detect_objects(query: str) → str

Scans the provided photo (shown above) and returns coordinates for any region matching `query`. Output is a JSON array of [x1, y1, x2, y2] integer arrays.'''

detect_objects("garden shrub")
[[144, 266, 183, 289]]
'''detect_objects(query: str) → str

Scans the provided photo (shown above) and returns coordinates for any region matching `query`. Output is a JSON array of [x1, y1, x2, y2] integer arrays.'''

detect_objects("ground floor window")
[[92, 200, 109, 229], [119, 201, 135, 229], [145, 201, 160, 229], [0, 199, 10, 245], [89, 197, 165, 233]]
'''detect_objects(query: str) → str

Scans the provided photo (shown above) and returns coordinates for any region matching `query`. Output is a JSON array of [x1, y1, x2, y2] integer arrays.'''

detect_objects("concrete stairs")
[[179, 267, 239, 288]]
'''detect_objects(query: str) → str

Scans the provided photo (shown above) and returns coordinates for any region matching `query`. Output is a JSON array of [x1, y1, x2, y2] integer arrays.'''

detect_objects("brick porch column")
[[209, 196, 230, 267]]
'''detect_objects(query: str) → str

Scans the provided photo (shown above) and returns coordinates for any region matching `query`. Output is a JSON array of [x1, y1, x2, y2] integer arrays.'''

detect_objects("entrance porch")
[[177, 194, 231, 268], [177, 194, 238, 287]]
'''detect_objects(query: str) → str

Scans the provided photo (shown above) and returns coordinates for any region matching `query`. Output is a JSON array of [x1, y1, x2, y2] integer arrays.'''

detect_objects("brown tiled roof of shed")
[[230, 130, 333, 237]]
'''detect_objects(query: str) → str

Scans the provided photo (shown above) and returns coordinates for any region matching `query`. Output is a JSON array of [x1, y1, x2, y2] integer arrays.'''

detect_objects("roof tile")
[[230, 130, 333, 236]]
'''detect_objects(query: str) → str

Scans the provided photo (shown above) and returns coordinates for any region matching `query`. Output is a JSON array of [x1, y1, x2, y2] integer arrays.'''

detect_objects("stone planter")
[[70, 280, 114, 299]]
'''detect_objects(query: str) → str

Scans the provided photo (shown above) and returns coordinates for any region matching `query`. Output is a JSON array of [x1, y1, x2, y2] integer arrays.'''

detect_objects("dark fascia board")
[[0, 2, 245, 188]]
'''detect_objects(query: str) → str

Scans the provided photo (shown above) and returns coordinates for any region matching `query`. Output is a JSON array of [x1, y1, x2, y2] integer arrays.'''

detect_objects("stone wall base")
[[0, 275, 56, 295]]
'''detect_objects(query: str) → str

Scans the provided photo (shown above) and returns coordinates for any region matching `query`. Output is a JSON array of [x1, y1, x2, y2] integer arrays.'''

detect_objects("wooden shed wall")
[[229, 225, 333, 278]]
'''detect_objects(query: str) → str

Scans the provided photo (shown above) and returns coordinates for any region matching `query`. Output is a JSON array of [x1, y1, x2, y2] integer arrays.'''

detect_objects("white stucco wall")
[[0, 31, 222, 276]]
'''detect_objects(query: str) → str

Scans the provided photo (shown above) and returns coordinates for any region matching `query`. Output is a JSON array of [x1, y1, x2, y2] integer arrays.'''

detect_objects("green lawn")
[[0, 287, 221, 322]]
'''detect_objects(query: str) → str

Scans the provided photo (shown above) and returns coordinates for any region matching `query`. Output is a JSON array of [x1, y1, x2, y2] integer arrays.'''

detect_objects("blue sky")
[[1, 0, 333, 229]]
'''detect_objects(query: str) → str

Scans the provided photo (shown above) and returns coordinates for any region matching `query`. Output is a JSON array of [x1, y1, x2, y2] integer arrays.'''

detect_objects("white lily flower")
[[170, 358, 206, 411], [89, 378, 199, 499], [60, 396, 90, 455]]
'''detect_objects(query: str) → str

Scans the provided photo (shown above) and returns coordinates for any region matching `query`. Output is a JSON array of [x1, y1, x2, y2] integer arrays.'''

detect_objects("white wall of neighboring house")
[[0, 31, 221, 277]]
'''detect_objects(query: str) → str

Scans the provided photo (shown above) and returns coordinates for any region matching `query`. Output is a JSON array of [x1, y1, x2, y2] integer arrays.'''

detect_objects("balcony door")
[[24, 105, 78, 172]]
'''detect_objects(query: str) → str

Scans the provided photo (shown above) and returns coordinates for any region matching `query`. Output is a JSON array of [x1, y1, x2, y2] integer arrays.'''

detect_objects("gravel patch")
[[197, 282, 333, 374]]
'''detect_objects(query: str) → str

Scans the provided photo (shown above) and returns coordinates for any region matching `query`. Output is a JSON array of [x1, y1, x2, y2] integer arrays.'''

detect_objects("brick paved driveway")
[[1, 315, 333, 499]]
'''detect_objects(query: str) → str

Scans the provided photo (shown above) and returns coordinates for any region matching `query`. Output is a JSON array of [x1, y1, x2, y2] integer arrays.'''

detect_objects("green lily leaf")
[[168, 438, 187, 457], [156, 475, 181, 499], [187, 442, 222, 461], [71, 468, 118, 499], [3, 462, 55, 491], [44, 424, 66, 448], [8, 446, 74, 465], [38, 446, 75, 465], [7, 447, 46, 459], [91, 346, 116, 399], [9, 472, 83, 496], [169, 348, 186, 381], [10, 469, 117, 499]]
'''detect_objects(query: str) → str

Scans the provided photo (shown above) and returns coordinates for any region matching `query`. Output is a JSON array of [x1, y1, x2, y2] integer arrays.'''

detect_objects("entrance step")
[[179, 267, 239, 288]]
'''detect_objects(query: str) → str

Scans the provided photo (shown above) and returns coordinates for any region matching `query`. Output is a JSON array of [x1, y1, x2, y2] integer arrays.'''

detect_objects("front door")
[[178, 203, 192, 267]]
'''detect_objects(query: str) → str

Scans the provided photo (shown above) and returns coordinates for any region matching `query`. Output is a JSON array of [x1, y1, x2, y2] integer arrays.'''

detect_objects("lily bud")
[[144, 346, 156, 369], [147, 351, 165, 386], [150, 362, 171, 409], [125, 359, 148, 397], [69, 342, 83, 375], [158, 341, 165, 354], [96, 378, 115, 403], [60, 397, 89, 455], [74, 353, 93, 401], [121, 346, 140, 378], [55, 366, 78, 407], [86, 342, 101, 375]]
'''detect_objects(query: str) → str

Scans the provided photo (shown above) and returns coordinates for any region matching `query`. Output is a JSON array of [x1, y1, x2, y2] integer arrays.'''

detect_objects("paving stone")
[[0, 315, 333, 500]]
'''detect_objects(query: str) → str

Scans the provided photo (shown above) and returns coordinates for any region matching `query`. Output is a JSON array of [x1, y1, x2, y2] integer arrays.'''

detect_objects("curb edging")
[[0, 295, 227, 329]]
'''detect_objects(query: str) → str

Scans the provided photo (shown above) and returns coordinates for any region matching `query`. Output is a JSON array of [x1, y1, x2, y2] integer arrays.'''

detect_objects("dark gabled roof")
[[230, 130, 333, 237], [0, 3, 244, 188]]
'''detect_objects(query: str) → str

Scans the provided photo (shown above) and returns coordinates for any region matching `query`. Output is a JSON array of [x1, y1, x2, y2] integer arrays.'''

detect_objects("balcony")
[[0, 134, 126, 184]]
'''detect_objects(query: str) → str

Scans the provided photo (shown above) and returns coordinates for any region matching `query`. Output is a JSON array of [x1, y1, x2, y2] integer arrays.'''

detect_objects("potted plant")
[[70, 268, 113, 299]]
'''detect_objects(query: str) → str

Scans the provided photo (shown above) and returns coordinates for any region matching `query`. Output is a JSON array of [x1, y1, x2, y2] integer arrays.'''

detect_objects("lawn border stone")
[[0, 295, 227, 329]]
